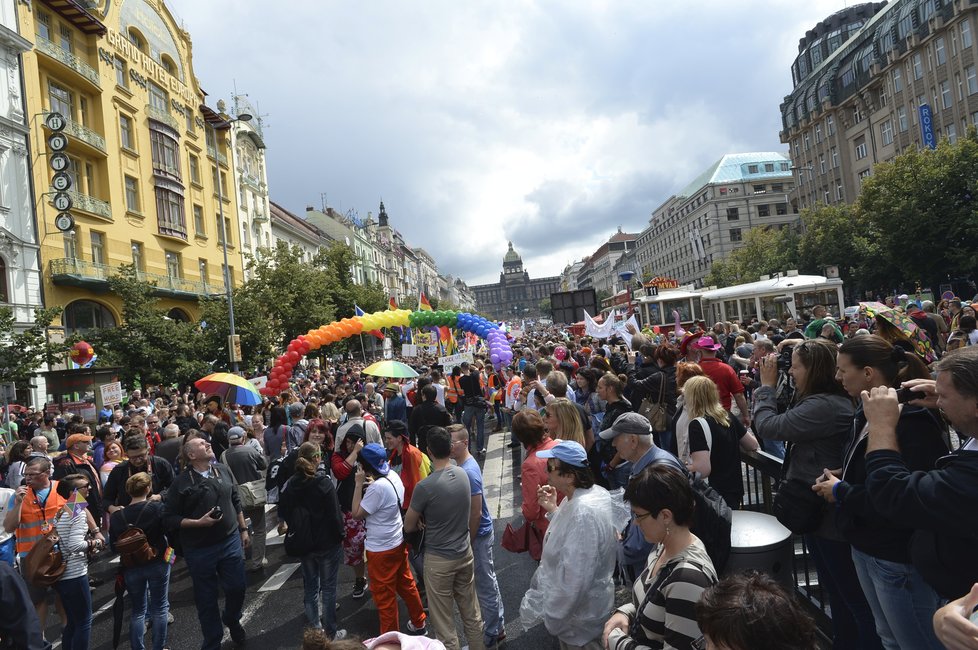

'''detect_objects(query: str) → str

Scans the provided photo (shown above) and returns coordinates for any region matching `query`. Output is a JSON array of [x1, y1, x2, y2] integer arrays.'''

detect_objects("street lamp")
[[618, 270, 636, 318], [217, 112, 252, 373]]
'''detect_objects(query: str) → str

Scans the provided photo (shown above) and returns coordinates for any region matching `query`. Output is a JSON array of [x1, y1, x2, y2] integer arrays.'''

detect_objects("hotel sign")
[[105, 28, 198, 106]]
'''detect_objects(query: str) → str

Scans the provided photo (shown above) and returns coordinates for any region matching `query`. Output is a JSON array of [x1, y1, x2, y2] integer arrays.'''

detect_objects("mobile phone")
[[210, 506, 223, 519], [895, 386, 918, 404]]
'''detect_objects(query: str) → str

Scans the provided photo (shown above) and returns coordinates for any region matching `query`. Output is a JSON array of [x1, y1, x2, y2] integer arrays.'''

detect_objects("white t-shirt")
[[433, 383, 446, 407], [360, 471, 405, 552]]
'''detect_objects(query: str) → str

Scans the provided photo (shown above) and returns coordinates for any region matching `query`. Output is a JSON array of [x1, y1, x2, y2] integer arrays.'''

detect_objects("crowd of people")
[[0, 296, 977, 650]]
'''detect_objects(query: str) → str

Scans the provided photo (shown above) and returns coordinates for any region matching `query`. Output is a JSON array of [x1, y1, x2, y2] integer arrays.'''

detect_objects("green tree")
[[198, 291, 277, 374], [0, 306, 64, 390], [796, 203, 883, 297], [539, 297, 552, 316], [87, 265, 210, 387], [704, 226, 800, 287], [856, 131, 978, 291]]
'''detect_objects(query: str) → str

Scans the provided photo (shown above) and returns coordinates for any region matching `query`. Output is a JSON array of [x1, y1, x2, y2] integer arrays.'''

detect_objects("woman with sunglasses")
[[520, 440, 617, 650], [279, 441, 346, 639], [54, 473, 105, 650]]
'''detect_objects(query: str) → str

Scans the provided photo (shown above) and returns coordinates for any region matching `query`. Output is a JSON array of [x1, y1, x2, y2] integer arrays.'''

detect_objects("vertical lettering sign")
[[918, 104, 936, 150]]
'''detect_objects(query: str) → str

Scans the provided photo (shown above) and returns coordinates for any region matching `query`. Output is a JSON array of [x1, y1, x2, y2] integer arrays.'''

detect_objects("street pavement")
[[45, 425, 560, 650]]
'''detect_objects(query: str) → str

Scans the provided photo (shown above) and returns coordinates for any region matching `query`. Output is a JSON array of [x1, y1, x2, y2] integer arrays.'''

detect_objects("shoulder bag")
[[23, 512, 65, 587], [384, 476, 425, 554], [772, 442, 826, 534], [637, 378, 668, 432]]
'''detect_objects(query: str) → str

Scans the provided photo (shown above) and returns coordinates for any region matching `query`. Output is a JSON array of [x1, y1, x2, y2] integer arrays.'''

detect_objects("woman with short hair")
[[109, 471, 170, 650], [603, 464, 718, 650], [511, 410, 559, 535]]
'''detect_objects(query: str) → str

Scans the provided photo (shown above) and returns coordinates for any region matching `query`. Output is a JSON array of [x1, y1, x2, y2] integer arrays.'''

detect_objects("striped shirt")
[[608, 537, 718, 650], [54, 508, 90, 581]]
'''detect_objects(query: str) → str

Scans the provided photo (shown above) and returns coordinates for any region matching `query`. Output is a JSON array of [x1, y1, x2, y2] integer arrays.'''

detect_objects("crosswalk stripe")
[[258, 562, 300, 592]]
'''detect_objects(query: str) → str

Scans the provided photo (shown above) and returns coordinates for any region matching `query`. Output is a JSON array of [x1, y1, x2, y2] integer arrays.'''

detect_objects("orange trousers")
[[365, 543, 426, 633]]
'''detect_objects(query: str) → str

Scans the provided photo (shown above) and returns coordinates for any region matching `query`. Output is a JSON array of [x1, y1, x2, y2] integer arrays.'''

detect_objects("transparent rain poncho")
[[520, 484, 619, 646]]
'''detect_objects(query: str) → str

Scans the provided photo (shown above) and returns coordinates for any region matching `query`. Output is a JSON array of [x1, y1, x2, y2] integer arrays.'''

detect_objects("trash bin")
[[724, 510, 794, 592]]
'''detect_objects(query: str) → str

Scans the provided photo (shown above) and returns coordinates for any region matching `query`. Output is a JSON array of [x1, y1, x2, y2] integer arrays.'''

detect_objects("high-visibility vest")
[[445, 377, 460, 404], [15, 482, 67, 556]]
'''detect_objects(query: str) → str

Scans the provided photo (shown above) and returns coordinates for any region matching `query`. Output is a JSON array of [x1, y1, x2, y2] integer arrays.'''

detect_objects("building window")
[[815, 123, 822, 143], [241, 221, 250, 248], [968, 66, 978, 96], [831, 146, 839, 168], [0, 258, 6, 303], [880, 119, 894, 146], [753, 184, 765, 193], [193, 204, 204, 235], [90, 231, 104, 266], [36, 11, 51, 41], [155, 187, 186, 239], [941, 80, 952, 109], [48, 81, 73, 119], [826, 115, 835, 135], [858, 169, 872, 182], [748, 164, 758, 173], [114, 56, 127, 88], [124, 176, 139, 212], [852, 104, 863, 123], [63, 227, 78, 259], [892, 67, 903, 93], [189, 154, 201, 185], [729, 228, 742, 243], [855, 138, 868, 160], [758, 204, 770, 217], [131, 241, 144, 270], [185, 105, 195, 134], [148, 82, 168, 113], [726, 207, 739, 221], [165, 251, 181, 279], [963, 19, 974, 49], [776, 203, 788, 215], [150, 131, 180, 179], [913, 53, 923, 80], [120, 114, 135, 150], [771, 183, 784, 192], [803, 133, 810, 151], [936, 36, 947, 65], [836, 181, 844, 201], [58, 24, 72, 53], [946, 123, 958, 143], [898, 106, 908, 132], [216, 215, 231, 245], [764, 163, 774, 172], [819, 153, 826, 173], [199, 259, 208, 284]]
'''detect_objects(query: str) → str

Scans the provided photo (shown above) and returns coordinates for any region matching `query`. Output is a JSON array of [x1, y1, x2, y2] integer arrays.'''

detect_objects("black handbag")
[[384, 476, 425, 554], [771, 443, 826, 534]]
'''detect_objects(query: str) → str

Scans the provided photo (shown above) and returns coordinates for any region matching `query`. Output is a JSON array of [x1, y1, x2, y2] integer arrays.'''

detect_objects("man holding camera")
[[163, 436, 250, 648]]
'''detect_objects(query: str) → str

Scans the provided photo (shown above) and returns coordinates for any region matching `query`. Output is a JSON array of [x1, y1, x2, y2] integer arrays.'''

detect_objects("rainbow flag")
[[163, 547, 177, 565], [355, 304, 384, 340], [389, 296, 398, 310], [419, 292, 432, 311], [67, 489, 88, 516]]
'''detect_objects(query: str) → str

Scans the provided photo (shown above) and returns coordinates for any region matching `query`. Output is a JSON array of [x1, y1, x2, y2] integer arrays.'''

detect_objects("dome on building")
[[503, 241, 522, 264]]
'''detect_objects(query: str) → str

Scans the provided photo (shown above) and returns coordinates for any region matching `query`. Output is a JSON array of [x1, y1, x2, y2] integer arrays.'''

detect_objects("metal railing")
[[145, 103, 181, 133], [64, 190, 111, 220], [35, 36, 101, 87], [240, 171, 264, 192], [739, 450, 833, 639], [49, 258, 224, 297], [42, 110, 107, 153]]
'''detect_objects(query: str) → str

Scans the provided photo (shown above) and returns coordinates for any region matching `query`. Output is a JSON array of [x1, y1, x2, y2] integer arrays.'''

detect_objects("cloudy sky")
[[167, 0, 849, 286]]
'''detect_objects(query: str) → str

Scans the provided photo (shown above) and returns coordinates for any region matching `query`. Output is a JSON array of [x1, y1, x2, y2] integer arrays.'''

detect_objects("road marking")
[[258, 562, 300, 592]]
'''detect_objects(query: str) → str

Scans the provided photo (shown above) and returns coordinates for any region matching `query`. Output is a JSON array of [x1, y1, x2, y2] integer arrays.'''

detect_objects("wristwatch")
[[238, 526, 248, 532]]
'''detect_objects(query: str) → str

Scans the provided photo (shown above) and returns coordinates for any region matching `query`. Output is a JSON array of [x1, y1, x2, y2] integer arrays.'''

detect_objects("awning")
[[40, 0, 107, 36]]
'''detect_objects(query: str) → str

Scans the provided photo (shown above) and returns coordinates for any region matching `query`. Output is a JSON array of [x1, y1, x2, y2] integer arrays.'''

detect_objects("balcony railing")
[[35, 36, 100, 87], [64, 190, 111, 220], [240, 171, 264, 192], [44, 111, 107, 153], [50, 258, 224, 298], [145, 104, 181, 133]]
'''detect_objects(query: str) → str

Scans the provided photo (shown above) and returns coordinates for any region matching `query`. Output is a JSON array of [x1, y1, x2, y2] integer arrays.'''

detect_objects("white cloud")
[[167, 0, 849, 284]]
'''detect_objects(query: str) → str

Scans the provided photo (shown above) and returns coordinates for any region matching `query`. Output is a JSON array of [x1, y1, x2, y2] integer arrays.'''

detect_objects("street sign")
[[228, 334, 242, 364], [0, 383, 15, 402], [54, 213, 74, 232], [52, 171, 72, 191], [99, 381, 123, 406], [53, 192, 72, 212], [44, 112, 67, 131], [48, 133, 68, 151], [50, 152, 69, 172]]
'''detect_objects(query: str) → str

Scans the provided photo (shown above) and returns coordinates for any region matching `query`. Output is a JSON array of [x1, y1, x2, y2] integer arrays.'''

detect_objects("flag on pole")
[[355, 304, 384, 340], [418, 292, 432, 311], [389, 296, 398, 311]]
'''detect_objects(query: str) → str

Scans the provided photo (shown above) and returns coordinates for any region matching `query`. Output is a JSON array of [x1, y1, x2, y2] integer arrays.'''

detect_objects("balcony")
[[64, 190, 111, 220], [145, 104, 181, 133], [252, 206, 268, 223], [240, 171, 264, 192], [35, 36, 101, 89], [43, 111, 107, 154], [50, 258, 224, 301]]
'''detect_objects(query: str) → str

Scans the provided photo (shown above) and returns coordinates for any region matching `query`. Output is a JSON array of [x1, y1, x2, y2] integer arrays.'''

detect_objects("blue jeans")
[[55, 574, 92, 650], [125, 560, 171, 650], [472, 531, 504, 644], [759, 437, 786, 459], [182, 533, 247, 650], [806, 535, 884, 650], [301, 546, 342, 635], [850, 548, 944, 650], [463, 405, 487, 450]]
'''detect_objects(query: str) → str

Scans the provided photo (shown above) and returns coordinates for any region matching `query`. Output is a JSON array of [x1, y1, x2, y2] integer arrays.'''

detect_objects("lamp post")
[[618, 270, 636, 318], [217, 111, 253, 373]]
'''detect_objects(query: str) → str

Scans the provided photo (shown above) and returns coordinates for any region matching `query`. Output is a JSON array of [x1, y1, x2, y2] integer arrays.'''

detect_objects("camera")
[[210, 506, 223, 520], [777, 348, 793, 372], [896, 386, 919, 404]]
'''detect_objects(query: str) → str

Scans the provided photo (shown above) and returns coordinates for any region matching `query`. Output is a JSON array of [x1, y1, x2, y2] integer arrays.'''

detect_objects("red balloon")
[[69, 341, 94, 366], [287, 350, 299, 363]]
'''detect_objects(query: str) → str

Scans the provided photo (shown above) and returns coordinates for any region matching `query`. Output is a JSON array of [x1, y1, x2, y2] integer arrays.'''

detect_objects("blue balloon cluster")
[[456, 312, 514, 369]]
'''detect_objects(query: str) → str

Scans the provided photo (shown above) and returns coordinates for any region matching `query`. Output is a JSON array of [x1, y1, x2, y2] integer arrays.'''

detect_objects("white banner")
[[249, 376, 268, 389], [401, 344, 418, 357], [584, 310, 615, 339], [99, 381, 123, 406], [438, 352, 474, 372]]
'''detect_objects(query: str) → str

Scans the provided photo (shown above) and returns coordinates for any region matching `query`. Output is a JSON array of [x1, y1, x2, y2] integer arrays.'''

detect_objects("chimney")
[[306, 206, 314, 212]]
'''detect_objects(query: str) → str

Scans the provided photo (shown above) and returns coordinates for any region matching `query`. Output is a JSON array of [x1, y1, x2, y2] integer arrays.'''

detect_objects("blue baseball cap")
[[359, 443, 390, 476], [536, 440, 588, 468]]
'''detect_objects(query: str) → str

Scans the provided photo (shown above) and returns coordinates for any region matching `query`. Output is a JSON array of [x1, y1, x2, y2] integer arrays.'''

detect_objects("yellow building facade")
[[19, 0, 240, 333]]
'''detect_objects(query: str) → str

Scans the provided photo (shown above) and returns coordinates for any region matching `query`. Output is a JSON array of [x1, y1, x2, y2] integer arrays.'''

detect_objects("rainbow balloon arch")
[[259, 309, 514, 396]]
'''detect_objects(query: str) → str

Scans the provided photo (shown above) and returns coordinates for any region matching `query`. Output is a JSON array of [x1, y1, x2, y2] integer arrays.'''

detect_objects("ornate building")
[[230, 94, 271, 276], [470, 242, 560, 320]]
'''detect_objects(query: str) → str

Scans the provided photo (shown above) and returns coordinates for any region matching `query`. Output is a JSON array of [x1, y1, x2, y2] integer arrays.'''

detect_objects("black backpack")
[[283, 502, 315, 557]]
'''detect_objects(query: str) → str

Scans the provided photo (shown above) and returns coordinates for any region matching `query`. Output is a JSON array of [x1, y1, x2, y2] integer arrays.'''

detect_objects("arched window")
[[167, 308, 190, 322], [63, 300, 116, 335], [160, 54, 177, 77], [127, 27, 147, 53]]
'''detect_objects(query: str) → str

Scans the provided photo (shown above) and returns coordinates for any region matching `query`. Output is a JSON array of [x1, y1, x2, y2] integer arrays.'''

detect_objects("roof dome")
[[504, 241, 522, 264]]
